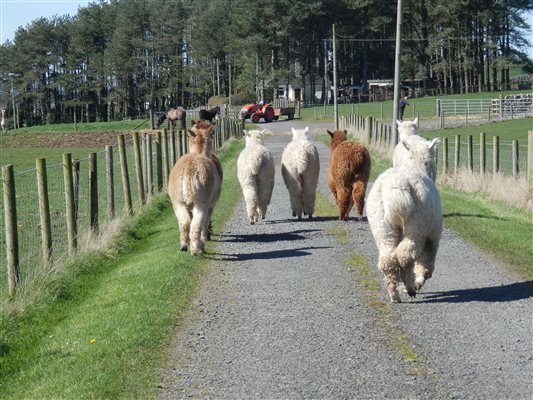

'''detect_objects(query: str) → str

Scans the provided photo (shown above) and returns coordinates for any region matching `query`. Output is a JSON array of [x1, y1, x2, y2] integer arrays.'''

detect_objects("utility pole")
[[392, 0, 403, 146], [324, 40, 328, 109], [332, 23, 338, 129]]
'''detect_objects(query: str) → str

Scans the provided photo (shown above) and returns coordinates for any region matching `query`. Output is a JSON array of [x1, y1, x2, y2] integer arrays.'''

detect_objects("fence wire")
[[1, 120, 244, 297]]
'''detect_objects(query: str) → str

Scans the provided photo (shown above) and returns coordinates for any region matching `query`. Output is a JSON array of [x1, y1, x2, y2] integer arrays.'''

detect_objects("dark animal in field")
[[199, 106, 220, 123], [156, 107, 186, 130]]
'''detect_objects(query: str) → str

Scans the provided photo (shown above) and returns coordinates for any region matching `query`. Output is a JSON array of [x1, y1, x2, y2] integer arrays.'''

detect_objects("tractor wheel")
[[264, 107, 275, 123], [251, 113, 260, 123], [288, 111, 295, 120]]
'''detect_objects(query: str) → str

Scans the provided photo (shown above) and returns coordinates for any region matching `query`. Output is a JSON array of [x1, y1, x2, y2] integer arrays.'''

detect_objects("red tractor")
[[238, 102, 276, 123]]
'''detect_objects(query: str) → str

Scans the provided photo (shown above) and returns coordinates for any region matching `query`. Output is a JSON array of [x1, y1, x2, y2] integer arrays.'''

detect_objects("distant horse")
[[199, 106, 220, 123], [156, 107, 186, 130]]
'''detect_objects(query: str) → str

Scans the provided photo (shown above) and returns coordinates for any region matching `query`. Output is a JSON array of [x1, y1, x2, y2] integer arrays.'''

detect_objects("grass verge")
[[0, 139, 244, 399]]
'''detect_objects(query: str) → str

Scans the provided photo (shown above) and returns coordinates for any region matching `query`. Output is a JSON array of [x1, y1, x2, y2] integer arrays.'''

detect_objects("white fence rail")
[[436, 94, 533, 118]]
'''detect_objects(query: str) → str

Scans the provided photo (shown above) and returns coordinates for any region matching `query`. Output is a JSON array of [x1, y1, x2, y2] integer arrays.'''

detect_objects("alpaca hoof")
[[250, 220, 255, 225], [391, 297, 402, 303], [180, 245, 188, 252], [292, 211, 296, 217], [407, 290, 417, 298], [308, 214, 313, 220]]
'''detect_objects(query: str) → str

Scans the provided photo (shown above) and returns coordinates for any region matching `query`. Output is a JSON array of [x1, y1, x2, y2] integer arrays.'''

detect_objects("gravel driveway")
[[159, 120, 532, 399]]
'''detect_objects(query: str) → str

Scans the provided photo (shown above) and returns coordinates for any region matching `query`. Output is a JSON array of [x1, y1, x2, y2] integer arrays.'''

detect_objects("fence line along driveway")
[[159, 120, 532, 399]]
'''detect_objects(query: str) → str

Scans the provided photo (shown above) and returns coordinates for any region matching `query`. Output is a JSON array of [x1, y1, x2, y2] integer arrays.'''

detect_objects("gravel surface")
[[159, 120, 532, 400]]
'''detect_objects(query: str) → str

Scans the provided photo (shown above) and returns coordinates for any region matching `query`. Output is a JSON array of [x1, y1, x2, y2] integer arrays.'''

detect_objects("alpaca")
[[327, 129, 371, 221], [168, 122, 221, 255], [199, 106, 220, 123], [237, 129, 275, 224], [393, 134, 440, 182], [366, 135, 442, 303], [190, 120, 223, 239], [281, 127, 320, 219], [397, 117, 418, 140]]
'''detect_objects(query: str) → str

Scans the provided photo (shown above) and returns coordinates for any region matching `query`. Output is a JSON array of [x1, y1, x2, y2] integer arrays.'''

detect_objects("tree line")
[[0, 0, 531, 127]]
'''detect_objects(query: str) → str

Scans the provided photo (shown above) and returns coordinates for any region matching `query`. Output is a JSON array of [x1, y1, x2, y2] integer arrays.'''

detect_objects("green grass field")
[[299, 89, 532, 121]]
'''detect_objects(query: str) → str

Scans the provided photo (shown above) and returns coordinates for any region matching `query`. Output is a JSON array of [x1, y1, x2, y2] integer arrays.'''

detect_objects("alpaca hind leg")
[[243, 187, 259, 224], [174, 206, 192, 251], [302, 181, 317, 219], [352, 181, 367, 221], [378, 252, 402, 303], [414, 238, 438, 291], [336, 189, 352, 221], [190, 207, 210, 255]]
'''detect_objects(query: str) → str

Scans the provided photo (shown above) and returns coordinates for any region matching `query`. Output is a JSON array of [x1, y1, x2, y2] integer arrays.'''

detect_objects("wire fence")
[[0, 117, 244, 297], [339, 113, 532, 180]]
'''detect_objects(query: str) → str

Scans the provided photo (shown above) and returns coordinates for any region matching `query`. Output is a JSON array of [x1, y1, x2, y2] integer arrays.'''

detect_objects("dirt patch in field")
[[0, 131, 132, 149]]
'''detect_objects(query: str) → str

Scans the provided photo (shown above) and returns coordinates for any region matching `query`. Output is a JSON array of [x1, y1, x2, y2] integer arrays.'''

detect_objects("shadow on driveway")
[[419, 280, 533, 303]]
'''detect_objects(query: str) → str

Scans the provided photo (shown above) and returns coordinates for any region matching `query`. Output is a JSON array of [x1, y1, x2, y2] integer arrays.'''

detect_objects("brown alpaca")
[[327, 129, 371, 221], [190, 120, 223, 239], [168, 122, 221, 254]]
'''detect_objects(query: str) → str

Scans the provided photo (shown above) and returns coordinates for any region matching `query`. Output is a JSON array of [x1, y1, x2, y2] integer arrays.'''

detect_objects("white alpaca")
[[367, 135, 442, 303], [281, 127, 320, 219], [393, 133, 440, 182], [392, 118, 421, 170], [237, 129, 275, 224]]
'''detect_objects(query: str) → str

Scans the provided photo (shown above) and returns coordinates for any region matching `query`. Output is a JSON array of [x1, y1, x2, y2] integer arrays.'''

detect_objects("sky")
[[1, 0, 532, 57]]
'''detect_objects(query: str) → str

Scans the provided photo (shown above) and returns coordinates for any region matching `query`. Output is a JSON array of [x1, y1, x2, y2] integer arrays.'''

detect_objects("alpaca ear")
[[188, 128, 196, 138], [191, 120, 196, 127], [327, 130, 334, 137], [344, 129, 348, 135], [413, 117, 418, 126], [259, 129, 266, 136], [429, 138, 440, 149], [304, 127, 309, 133], [207, 125, 216, 136]]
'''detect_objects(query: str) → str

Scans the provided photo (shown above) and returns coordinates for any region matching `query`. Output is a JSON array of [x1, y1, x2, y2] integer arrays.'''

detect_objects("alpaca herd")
[[167, 118, 442, 303]]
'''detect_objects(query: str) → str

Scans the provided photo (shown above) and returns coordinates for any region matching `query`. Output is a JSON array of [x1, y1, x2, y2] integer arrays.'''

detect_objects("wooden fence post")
[[36, 158, 52, 265], [365, 116, 372, 146], [132, 132, 146, 205], [118, 134, 133, 216], [512, 140, 519, 178], [106, 145, 115, 220], [467, 135, 473, 172], [146, 135, 153, 198], [493, 136, 500, 174], [170, 129, 177, 166], [162, 128, 169, 188], [527, 131, 533, 194], [72, 159, 80, 220], [442, 137, 449, 175], [479, 133, 486, 176], [454, 135, 460, 174], [89, 152, 98, 232], [63, 153, 78, 255], [440, 111, 445, 129], [156, 131, 163, 192], [2, 164, 20, 296]]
